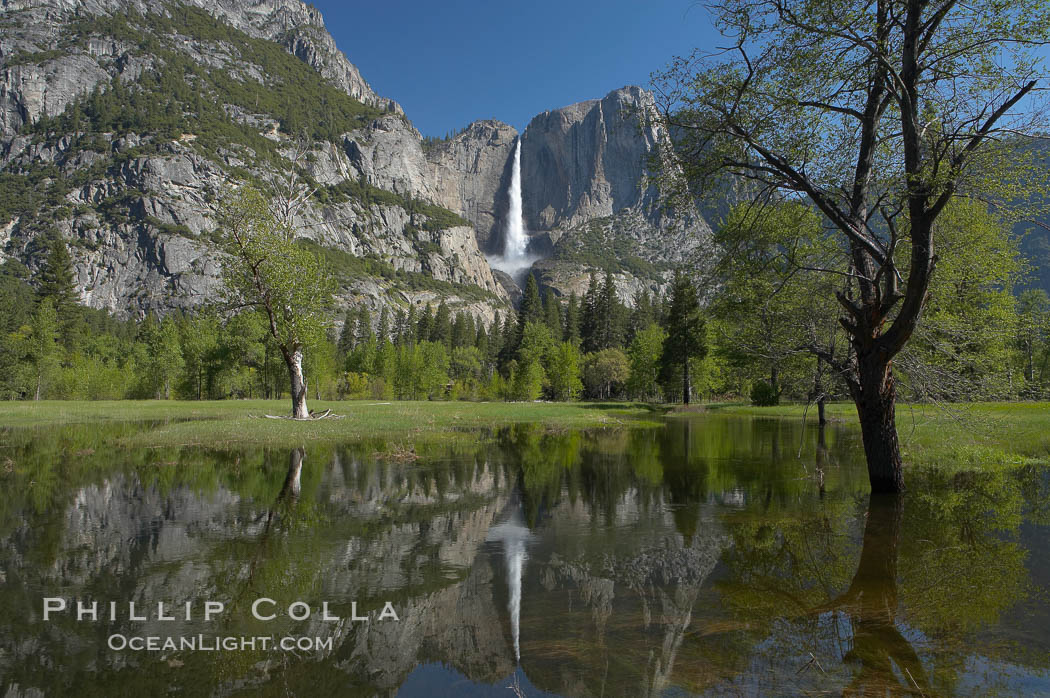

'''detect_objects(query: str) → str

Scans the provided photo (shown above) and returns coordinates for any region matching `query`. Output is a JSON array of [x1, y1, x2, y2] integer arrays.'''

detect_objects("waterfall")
[[504, 138, 527, 261], [489, 137, 536, 279]]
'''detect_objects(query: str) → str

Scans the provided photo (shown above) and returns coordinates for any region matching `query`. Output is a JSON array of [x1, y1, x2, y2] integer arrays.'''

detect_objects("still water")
[[1, 414, 1049, 696]]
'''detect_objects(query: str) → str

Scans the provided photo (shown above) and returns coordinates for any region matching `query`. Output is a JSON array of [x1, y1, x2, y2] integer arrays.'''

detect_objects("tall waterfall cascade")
[[504, 139, 527, 261], [489, 137, 537, 280]]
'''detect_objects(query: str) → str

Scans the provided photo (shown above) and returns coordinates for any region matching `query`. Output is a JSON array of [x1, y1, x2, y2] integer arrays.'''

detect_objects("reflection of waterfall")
[[489, 138, 538, 281], [486, 503, 531, 662]]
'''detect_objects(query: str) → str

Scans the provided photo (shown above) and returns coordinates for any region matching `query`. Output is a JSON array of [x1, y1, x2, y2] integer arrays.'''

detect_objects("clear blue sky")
[[309, 0, 720, 138]]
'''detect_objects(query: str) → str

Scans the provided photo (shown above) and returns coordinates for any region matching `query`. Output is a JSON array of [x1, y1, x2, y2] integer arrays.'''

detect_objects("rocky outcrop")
[[0, 0, 510, 320], [520, 85, 663, 232], [0, 0, 714, 320], [425, 119, 519, 252]]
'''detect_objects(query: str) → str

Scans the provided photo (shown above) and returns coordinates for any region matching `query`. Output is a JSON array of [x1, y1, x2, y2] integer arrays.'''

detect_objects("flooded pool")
[[1, 415, 1047, 695]]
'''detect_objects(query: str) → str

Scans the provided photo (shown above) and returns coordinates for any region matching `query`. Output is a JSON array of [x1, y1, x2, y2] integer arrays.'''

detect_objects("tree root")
[[251, 409, 345, 421]]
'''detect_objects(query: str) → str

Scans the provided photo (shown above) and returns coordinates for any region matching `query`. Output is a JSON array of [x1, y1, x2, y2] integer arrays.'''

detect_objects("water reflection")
[[486, 499, 531, 662], [0, 416, 1047, 695]]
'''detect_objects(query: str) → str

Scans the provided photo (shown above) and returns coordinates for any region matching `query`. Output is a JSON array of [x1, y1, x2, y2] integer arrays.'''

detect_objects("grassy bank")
[[1, 400, 1047, 468], [707, 401, 1050, 468], [0, 400, 660, 448]]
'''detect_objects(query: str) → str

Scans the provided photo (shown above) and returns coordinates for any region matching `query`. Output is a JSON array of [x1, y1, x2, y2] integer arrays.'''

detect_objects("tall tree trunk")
[[682, 357, 691, 405], [770, 364, 779, 401], [817, 396, 826, 427], [852, 353, 905, 493], [283, 346, 309, 419]]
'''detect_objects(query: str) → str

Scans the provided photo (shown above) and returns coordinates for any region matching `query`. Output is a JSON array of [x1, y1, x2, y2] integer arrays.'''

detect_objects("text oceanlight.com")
[[107, 634, 334, 652]]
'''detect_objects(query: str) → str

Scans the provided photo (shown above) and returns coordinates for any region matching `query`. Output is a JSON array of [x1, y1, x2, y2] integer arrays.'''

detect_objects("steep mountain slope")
[[426, 87, 713, 302], [0, 0, 508, 322], [0, 1, 714, 323]]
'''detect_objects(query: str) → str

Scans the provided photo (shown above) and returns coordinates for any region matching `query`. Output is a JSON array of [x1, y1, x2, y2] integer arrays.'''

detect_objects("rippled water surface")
[[1, 414, 1049, 696]]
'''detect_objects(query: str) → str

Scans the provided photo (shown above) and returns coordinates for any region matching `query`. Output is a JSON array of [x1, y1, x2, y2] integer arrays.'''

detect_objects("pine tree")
[[403, 306, 417, 345], [659, 271, 707, 404], [564, 291, 581, 344], [431, 301, 452, 347], [416, 305, 433, 343], [377, 307, 390, 343], [580, 273, 600, 352], [487, 313, 503, 367], [37, 234, 79, 348], [542, 288, 562, 335], [630, 290, 654, 343], [595, 269, 626, 350], [355, 306, 372, 346], [338, 308, 356, 354], [516, 274, 544, 347]]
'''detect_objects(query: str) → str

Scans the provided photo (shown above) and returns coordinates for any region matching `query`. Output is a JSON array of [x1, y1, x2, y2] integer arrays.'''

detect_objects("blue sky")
[[309, 0, 721, 138]]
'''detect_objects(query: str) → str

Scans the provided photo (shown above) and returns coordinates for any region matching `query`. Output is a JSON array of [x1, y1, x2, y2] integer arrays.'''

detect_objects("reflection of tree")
[[816, 494, 930, 695], [718, 466, 1037, 695]]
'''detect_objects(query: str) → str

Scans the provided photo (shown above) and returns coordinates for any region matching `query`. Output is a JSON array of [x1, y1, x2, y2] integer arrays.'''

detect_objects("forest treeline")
[[2, 198, 1050, 405]]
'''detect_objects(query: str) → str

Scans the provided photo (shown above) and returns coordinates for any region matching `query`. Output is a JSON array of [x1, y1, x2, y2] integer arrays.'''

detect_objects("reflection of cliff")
[[522, 495, 727, 697], [0, 448, 519, 694]]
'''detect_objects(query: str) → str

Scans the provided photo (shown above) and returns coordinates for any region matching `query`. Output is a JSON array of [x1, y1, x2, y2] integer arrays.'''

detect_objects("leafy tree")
[[900, 200, 1022, 401], [510, 358, 545, 401], [582, 348, 630, 400], [654, 0, 1050, 490], [659, 271, 707, 404], [1017, 289, 1050, 388], [547, 341, 583, 401], [178, 311, 220, 400], [627, 323, 667, 401], [141, 314, 183, 399], [22, 298, 61, 400], [217, 186, 333, 418]]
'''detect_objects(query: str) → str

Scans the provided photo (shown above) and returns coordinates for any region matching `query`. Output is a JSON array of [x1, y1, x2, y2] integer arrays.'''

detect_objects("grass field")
[[0, 400, 661, 448], [707, 401, 1050, 468], [0, 399, 1047, 467]]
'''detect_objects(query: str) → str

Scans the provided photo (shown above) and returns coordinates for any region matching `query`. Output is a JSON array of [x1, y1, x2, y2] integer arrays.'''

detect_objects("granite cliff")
[[0, 0, 713, 321]]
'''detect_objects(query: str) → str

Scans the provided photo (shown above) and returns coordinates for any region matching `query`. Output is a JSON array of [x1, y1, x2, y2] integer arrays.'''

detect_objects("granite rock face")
[[520, 86, 663, 232], [425, 119, 519, 253], [0, 0, 508, 320], [0, 0, 713, 319]]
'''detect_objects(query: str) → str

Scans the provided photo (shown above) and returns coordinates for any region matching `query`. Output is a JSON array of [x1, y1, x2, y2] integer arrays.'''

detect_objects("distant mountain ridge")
[[0, 0, 711, 323]]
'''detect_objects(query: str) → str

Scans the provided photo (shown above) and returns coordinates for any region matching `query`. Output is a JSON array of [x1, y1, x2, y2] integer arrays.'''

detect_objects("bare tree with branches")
[[654, 0, 1050, 492]]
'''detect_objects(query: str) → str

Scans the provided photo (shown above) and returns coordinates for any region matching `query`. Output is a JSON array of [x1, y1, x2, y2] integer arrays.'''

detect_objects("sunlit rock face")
[[520, 86, 662, 232], [0, 0, 509, 321]]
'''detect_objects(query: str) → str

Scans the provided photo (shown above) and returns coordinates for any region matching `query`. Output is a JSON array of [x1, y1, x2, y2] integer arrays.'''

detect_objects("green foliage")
[[902, 200, 1023, 401], [659, 271, 707, 403], [319, 178, 468, 231], [627, 323, 666, 401], [30, 6, 383, 146], [582, 348, 630, 400], [749, 381, 780, 407], [547, 342, 583, 401], [551, 216, 665, 279], [510, 358, 545, 402], [218, 186, 334, 353]]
